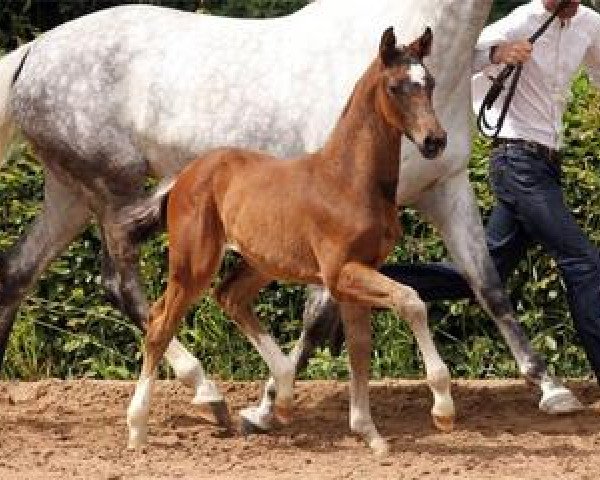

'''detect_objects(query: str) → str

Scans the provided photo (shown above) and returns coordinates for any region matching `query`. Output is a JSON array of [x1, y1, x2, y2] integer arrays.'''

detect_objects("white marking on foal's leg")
[[164, 339, 231, 428], [164, 339, 223, 404], [401, 297, 455, 431], [240, 329, 313, 433], [340, 304, 389, 456], [248, 333, 295, 424], [239, 357, 293, 434], [127, 371, 156, 449], [349, 391, 389, 456], [240, 377, 277, 432]]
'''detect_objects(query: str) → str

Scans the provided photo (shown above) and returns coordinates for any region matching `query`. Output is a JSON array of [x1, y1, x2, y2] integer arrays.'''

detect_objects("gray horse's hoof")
[[196, 400, 233, 430], [539, 387, 584, 414]]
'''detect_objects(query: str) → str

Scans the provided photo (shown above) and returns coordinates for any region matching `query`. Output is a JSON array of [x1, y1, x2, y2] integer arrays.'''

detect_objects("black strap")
[[476, 0, 571, 139]]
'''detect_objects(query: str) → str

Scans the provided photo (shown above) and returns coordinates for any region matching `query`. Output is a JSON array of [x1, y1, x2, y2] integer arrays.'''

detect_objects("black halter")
[[476, 0, 572, 138]]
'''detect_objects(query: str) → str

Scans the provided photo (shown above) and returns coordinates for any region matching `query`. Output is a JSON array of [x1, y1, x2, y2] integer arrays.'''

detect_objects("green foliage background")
[[0, 1, 599, 382]]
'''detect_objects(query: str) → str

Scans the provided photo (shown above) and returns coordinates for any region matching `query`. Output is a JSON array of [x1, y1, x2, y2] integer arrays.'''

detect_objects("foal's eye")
[[389, 81, 411, 95]]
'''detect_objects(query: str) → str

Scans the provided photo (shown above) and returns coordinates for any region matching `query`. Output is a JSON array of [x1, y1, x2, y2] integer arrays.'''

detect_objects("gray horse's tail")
[[0, 44, 30, 168], [120, 178, 175, 244]]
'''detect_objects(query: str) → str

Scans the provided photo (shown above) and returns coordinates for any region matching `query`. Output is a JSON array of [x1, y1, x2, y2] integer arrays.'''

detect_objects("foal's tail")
[[0, 44, 30, 168], [119, 178, 176, 244]]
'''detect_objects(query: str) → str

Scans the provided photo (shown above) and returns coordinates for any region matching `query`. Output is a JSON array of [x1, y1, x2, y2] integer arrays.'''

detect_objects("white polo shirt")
[[472, 0, 600, 149]]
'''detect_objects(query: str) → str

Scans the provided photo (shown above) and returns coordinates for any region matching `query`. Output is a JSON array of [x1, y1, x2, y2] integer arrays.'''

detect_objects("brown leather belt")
[[492, 138, 561, 168]]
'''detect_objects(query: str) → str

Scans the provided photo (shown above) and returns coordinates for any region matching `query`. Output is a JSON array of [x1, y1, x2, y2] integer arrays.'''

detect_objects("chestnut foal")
[[127, 27, 452, 455]]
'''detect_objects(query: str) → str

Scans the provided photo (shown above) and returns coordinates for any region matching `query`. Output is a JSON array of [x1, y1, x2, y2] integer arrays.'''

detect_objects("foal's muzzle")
[[420, 131, 447, 159]]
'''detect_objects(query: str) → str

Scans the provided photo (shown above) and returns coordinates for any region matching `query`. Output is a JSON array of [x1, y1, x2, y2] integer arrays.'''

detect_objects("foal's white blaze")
[[408, 63, 427, 87]]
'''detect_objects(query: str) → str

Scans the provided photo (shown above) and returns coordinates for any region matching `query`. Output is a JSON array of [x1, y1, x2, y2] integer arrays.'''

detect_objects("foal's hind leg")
[[127, 281, 200, 448], [245, 286, 343, 433], [127, 204, 225, 448], [0, 170, 91, 370], [215, 260, 295, 430], [334, 262, 454, 452], [99, 223, 226, 424]]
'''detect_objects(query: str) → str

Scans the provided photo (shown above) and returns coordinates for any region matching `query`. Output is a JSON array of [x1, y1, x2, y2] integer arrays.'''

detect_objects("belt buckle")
[[520, 140, 538, 155], [530, 141, 544, 155]]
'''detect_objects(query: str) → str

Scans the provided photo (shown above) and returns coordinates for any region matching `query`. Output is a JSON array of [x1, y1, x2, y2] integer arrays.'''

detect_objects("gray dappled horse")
[[0, 0, 582, 434]]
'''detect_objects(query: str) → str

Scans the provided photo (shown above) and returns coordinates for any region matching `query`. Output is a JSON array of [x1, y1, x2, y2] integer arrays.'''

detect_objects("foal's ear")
[[379, 26, 398, 67], [406, 26, 433, 60]]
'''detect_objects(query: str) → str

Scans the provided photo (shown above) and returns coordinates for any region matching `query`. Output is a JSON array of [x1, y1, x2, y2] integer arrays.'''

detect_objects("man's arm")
[[582, 17, 600, 87], [472, 5, 533, 73]]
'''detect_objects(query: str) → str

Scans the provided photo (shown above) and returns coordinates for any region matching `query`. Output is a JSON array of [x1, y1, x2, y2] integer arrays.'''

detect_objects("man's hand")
[[491, 40, 533, 65]]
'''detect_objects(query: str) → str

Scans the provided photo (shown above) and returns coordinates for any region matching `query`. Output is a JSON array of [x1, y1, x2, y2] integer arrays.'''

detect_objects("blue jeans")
[[383, 143, 600, 381]]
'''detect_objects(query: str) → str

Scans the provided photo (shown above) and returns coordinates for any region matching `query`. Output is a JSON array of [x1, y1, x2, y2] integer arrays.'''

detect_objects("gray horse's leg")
[[415, 172, 582, 413], [0, 171, 91, 370], [100, 210, 230, 427]]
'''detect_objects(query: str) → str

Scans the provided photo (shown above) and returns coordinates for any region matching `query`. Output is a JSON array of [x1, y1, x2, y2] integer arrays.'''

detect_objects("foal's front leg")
[[334, 262, 455, 451], [338, 303, 390, 456]]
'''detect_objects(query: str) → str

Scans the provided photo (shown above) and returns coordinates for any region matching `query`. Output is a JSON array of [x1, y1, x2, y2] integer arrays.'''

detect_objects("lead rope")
[[476, 0, 571, 138]]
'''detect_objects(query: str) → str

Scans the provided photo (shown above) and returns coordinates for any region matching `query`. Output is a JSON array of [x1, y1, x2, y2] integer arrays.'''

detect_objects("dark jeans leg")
[[485, 200, 531, 285], [491, 144, 600, 381], [381, 144, 600, 381]]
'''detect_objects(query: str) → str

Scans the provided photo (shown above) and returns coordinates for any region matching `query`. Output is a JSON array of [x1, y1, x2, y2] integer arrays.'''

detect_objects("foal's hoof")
[[432, 414, 455, 433], [273, 404, 294, 426], [539, 387, 584, 414], [127, 428, 148, 450], [239, 407, 272, 435], [196, 400, 233, 430], [369, 437, 390, 457]]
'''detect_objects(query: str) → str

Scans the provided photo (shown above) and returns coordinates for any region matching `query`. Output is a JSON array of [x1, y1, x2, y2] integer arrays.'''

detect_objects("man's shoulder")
[[510, 1, 542, 18], [577, 5, 600, 24], [492, 1, 541, 27], [573, 5, 600, 39], [481, 2, 539, 40]]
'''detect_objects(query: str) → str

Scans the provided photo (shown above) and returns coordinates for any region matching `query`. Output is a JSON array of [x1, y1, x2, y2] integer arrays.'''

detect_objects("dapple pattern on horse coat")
[[0, 0, 582, 425]]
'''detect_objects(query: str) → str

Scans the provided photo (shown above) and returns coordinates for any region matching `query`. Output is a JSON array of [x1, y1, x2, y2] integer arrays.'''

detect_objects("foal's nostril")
[[439, 131, 447, 151], [423, 133, 446, 158], [423, 135, 438, 157]]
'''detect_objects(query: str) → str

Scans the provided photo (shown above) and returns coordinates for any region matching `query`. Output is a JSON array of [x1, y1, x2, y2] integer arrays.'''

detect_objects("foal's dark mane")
[[10, 48, 30, 87]]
